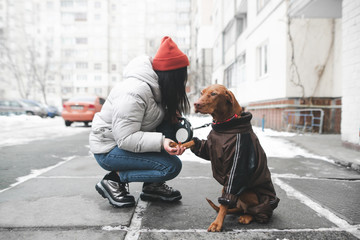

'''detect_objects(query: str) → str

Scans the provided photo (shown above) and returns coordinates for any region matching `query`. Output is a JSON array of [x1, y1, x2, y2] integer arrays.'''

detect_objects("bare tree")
[[0, 33, 56, 104], [0, 40, 34, 99], [28, 43, 54, 104]]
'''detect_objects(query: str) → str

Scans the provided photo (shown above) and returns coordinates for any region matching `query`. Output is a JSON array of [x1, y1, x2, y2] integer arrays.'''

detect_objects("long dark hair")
[[156, 67, 190, 122]]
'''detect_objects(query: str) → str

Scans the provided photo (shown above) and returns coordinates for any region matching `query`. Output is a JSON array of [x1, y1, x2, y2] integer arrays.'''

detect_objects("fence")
[[282, 109, 324, 133]]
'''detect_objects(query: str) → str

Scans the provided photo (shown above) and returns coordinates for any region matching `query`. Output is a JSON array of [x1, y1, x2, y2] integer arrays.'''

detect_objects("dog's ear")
[[225, 90, 235, 105], [226, 90, 243, 115]]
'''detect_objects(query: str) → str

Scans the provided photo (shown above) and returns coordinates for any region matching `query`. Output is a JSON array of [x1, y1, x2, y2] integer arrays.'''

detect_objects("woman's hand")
[[163, 138, 186, 155]]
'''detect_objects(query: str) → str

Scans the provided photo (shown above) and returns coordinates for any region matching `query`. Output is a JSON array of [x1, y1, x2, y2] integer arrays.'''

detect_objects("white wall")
[[341, 0, 360, 145], [286, 18, 342, 98], [235, 0, 288, 105]]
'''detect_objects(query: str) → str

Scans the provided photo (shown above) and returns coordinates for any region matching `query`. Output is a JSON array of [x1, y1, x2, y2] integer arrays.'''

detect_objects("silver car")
[[0, 99, 26, 116], [19, 99, 48, 118]]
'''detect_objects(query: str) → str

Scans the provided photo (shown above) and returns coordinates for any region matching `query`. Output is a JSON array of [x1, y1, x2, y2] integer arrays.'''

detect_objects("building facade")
[[192, 0, 343, 134], [188, 0, 214, 105], [190, 0, 358, 149], [0, 0, 190, 108]]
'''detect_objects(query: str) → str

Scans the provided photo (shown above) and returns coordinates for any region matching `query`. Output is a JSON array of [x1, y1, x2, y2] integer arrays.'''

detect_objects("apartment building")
[[202, 0, 342, 134], [188, 0, 214, 105], [146, 0, 191, 58], [0, 0, 190, 108]]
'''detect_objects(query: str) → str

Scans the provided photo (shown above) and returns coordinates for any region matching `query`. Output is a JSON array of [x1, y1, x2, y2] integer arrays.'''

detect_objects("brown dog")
[[177, 84, 279, 232]]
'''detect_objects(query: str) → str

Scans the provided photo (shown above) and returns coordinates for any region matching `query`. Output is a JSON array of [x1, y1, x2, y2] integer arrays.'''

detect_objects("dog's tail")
[[206, 198, 242, 214], [206, 198, 220, 212]]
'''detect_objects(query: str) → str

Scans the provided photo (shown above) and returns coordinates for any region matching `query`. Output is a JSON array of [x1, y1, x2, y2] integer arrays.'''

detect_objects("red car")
[[62, 96, 105, 127]]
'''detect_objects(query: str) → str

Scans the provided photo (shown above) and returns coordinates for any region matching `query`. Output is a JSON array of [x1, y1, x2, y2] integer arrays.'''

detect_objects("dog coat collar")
[[212, 114, 238, 125]]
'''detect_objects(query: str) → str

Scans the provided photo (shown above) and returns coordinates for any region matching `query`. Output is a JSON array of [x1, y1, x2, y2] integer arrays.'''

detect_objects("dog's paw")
[[207, 221, 222, 232], [238, 215, 253, 224]]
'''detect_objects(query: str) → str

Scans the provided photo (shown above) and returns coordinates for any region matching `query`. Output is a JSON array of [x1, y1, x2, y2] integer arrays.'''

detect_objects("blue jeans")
[[94, 120, 182, 183]]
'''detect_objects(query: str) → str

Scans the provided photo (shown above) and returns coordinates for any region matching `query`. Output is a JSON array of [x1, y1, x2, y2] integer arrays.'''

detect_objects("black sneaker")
[[140, 182, 182, 202], [95, 179, 135, 208]]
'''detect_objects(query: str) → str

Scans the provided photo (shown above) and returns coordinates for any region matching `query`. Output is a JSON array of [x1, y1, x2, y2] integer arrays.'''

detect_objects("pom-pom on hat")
[[152, 36, 189, 71]]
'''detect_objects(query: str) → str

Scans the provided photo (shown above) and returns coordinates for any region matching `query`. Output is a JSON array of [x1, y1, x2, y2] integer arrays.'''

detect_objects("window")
[[257, 0, 270, 13], [99, 98, 106, 105], [236, 16, 246, 38], [111, 64, 116, 71], [76, 87, 88, 93], [257, 42, 268, 78], [63, 49, 73, 57], [94, 75, 102, 81], [95, 88, 102, 95], [75, 13, 87, 21], [94, 63, 102, 70], [62, 75, 72, 81], [223, 20, 236, 52], [77, 74, 87, 81], [224, 62, 236, 88], [62, 87, 73, 94], [112, 76, 117, 82], [76, 62, 88, 69], [237, 53, 246, 82], [76, 37, 87, 44], [61, 0, 73, 7]]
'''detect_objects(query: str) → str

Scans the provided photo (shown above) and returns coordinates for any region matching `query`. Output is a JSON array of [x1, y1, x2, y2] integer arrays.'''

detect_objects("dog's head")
[[194, 84, 242, 122]]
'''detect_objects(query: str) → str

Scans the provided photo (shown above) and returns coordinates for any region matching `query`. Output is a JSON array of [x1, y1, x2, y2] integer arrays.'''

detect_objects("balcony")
[[288, 0, 342, 18]]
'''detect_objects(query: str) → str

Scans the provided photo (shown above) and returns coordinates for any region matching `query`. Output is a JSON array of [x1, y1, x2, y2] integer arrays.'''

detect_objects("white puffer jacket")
[[89, 56, 165, 154]]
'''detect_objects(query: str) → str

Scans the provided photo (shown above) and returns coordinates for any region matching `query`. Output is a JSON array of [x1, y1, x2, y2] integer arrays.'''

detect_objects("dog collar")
[[213, 114, 238, 125]]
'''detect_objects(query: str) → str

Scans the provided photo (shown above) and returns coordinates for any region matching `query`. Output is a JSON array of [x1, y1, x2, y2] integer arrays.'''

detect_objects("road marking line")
[[0, 156, 76, 194], [274, 177, 360, 239], [272, 173, 360, 182], [36, 176, 104, 179], [34, 176, 212, 180], [102, 226, 359, 233], [123, 199, 149, 240]]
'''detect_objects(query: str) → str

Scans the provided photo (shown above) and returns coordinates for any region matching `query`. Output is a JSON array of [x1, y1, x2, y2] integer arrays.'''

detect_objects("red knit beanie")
[[152, 36, 189, 71]]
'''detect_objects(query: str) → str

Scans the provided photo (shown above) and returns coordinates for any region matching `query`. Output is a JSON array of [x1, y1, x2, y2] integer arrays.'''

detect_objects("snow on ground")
[[0, 114, 329, 162], [0, 115, 90, 147], [179, 114, 331, 163]]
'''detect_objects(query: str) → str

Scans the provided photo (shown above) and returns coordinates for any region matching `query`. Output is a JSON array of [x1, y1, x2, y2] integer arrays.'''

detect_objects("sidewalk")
[[281, 133, 360, 172]]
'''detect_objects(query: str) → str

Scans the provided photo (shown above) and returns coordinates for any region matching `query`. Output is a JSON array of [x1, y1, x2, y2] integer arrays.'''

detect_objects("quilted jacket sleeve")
[[111, 91, 164, 153], [190, 137, 211, 161]]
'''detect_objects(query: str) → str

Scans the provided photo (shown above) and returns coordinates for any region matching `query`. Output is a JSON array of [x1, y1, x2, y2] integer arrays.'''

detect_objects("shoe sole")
[[140, 192, 182, 202], [95, 182, 135, 208]]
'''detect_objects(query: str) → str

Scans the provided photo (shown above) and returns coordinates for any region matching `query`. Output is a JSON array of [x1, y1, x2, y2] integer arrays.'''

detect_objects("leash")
[[193, 122, 212, 130], [192, 114, 238, 130]]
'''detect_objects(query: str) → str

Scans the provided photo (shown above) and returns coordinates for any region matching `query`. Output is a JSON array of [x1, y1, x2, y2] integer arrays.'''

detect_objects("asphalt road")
[[0, 128, 360, 239], [0, 129, 91, 190]]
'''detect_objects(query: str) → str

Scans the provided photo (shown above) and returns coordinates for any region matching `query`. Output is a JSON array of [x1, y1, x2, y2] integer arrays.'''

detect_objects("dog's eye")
[[211, 92, 217, 96]]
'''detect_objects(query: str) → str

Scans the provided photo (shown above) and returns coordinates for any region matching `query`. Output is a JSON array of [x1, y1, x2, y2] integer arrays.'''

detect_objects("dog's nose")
[[194, 102, 201, 108]]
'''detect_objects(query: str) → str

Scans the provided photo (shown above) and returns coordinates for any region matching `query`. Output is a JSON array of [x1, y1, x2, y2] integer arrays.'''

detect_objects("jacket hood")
[[211, 112, 253, 134], [123, 55, 161, 102]]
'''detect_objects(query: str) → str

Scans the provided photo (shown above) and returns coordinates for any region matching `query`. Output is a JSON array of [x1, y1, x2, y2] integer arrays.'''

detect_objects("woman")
[[89, 36, 190, 208]]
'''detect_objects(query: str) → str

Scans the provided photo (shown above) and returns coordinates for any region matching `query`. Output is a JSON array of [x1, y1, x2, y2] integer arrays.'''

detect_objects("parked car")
[[0, 99, 26, 116], [45, 105, 60, 118], [61, 96, 105, 127], [19, 99, 48, 118]]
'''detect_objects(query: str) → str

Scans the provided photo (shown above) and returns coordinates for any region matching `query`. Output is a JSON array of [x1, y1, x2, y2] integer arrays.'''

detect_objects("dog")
[[173, 84, 279, 232]]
